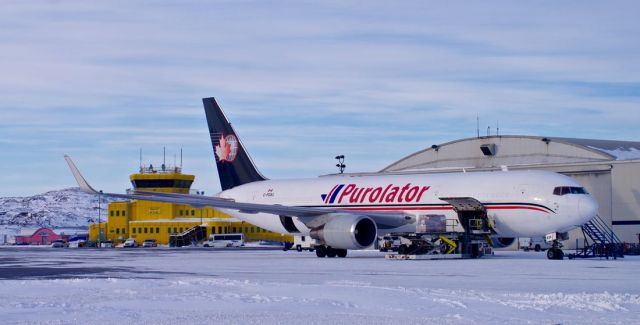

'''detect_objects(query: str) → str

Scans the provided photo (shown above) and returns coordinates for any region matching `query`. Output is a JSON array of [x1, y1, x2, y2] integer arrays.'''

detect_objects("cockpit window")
[[553, 186, 588, 196]]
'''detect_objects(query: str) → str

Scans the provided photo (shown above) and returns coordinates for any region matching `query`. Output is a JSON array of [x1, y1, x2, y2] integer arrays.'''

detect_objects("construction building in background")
[[89, 163, 291, 245]]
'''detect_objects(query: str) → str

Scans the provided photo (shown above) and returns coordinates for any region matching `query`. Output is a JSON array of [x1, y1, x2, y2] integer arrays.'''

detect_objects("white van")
[[203, 233, 244, 248], [293, 236, 316, 252]]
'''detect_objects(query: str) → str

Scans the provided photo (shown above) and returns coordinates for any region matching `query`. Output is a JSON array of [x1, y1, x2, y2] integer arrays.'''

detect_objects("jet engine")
[[310, 214, 377, 250], [490, 236, 516, 248]]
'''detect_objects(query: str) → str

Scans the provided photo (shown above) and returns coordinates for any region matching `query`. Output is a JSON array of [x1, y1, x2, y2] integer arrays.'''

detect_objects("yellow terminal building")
[[89, 164, 291, 245]]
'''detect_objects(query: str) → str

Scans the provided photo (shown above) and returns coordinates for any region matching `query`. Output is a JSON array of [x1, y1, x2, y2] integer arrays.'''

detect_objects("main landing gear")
[[314, 245, 347, 258], [546, 240, 564, 260]]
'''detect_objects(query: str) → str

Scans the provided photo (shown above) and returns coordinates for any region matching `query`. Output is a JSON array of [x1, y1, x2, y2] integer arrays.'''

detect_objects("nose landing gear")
[[546, 240, 564, 260]]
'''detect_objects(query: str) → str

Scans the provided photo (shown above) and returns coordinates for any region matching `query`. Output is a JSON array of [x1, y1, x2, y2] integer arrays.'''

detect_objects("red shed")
[[15, 228, 67, 245]]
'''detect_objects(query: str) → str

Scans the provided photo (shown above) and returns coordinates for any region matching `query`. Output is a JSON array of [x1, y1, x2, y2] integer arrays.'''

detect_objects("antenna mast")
[[476, 115, 480, 138], [162, 146, 166, 171]]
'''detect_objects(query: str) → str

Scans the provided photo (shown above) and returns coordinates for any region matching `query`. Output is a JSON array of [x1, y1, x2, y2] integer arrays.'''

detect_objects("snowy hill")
[[0, 188, 117, 240]]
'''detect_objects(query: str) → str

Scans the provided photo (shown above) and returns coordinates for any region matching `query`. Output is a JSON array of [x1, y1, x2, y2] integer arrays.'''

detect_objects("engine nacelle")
[[491, 237, 516, 248], [310, 214, 377, 250]]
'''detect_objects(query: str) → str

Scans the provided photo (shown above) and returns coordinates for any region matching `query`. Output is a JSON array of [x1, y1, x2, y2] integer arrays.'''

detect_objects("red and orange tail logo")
[[215, 134, 238, 162]]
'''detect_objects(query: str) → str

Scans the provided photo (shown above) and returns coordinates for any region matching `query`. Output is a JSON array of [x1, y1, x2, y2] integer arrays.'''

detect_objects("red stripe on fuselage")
[[335, 205, 549, 213]]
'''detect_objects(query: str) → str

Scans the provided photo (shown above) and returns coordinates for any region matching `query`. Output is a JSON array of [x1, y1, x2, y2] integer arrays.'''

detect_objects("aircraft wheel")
[[326, 248, 337, 258], [398, 244, 408, 255], [336, 249, 347, 258], [556, 249, 564, 260], [296, 245, 302, 252], [534, 244, 541, 252], [547, 248, 556, 260], [315, 245, 326, 258]]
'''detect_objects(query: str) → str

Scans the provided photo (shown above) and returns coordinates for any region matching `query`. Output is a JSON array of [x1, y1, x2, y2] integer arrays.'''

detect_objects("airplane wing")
[[64, 155, 413, 229]]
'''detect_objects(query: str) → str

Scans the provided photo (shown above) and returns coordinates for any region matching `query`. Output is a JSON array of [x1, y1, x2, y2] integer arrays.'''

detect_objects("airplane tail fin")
[[202, 97, 267, 191]]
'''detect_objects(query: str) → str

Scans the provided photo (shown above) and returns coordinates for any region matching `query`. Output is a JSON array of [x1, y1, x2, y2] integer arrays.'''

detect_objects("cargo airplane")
[[65, 97, 598, 259]]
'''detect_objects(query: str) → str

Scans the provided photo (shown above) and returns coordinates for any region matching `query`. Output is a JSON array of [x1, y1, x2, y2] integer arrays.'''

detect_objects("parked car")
[[203, 233, 244, 248], [100, 240, 114, 248], [69, 240, 86, 248], [51, 239, 68, 248], [123, 238, 138, 248], [142, 239, 157, 247]]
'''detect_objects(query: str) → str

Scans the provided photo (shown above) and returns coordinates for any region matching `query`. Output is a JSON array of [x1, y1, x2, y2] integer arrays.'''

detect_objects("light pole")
[[98, 190, 103, 246], [335, 155, 346, 174]]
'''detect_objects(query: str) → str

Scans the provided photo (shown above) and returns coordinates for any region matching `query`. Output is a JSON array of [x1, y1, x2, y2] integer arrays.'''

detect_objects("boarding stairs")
[[569, 215, 624, 259], [169, 225, 208, 247]]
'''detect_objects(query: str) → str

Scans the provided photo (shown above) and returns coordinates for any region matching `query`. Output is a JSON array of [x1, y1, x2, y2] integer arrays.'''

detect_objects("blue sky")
[[1, 1, 639, 196]]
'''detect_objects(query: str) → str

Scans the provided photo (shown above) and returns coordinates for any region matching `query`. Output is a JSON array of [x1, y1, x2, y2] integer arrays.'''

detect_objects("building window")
[[122, 211, 126, 217], [110, 211, 114, 217], [149, 228, 153, 234], [191, 210, 195, 216], [138, 227, 142, 234], [211, 227, 216, 234], [123, 228, 126, 234], [116, 228, 120, 234], [173, 227, 177, 233], [180, 210, 183, 216], [156, 227, 159, 233], [116, 211, 120, 217], [179, 228, 183, 233], [132, 228, 136, 234], [218, 227, 222, 234], [143, 228, 147, 233], [251, 227, 254, 233], [168, 228, 171, 234]]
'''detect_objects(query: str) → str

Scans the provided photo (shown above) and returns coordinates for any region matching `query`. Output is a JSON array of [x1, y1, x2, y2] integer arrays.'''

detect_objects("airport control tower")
[[129, 164, 195, 194]]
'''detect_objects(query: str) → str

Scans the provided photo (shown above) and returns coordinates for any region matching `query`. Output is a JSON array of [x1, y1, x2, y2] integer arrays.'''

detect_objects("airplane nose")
[[578, 197, 599, 220]]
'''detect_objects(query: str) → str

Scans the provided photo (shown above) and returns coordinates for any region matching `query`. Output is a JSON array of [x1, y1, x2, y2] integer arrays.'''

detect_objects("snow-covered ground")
[[0, 248, 638, 324]]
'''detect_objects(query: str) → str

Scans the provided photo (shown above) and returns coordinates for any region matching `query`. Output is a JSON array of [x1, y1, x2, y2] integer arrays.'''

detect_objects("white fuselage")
[[218, 170, 598, 238]]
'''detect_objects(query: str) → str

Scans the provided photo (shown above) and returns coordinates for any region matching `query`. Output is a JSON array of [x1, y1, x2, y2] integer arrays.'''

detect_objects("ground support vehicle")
[[378, 235, 401, 252], [385, 212, 495, 260], [520, 237, 551, 252], [293, 236, 316, 252]]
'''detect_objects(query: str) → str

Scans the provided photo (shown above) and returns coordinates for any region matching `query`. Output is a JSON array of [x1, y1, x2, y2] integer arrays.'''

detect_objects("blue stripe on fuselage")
[[328, 184, 345, 204]]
